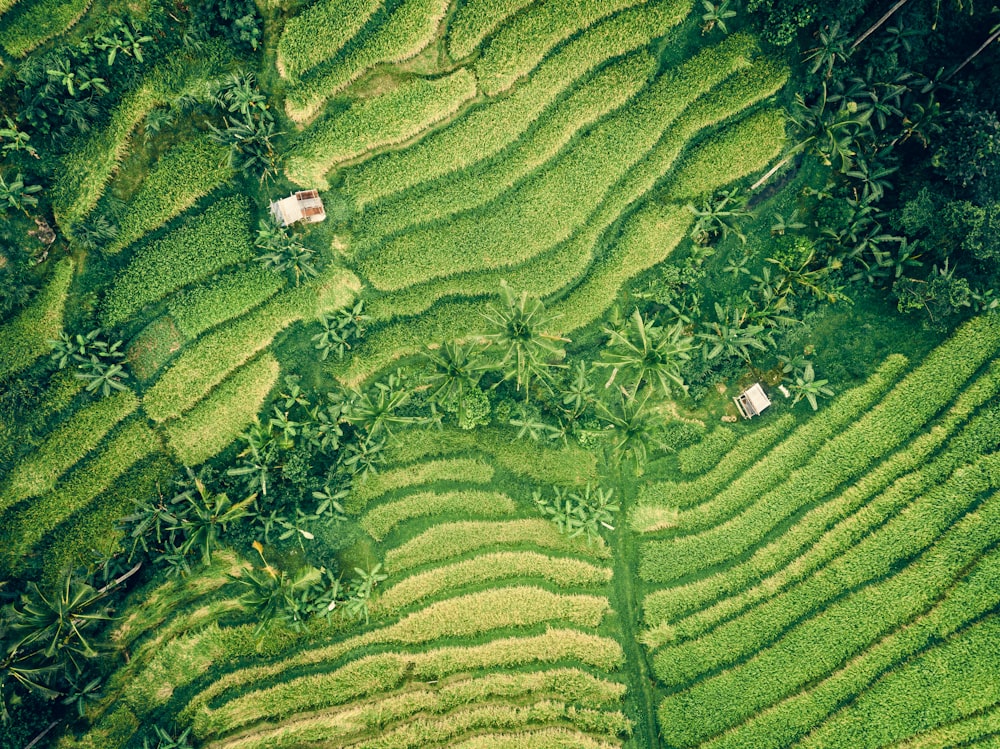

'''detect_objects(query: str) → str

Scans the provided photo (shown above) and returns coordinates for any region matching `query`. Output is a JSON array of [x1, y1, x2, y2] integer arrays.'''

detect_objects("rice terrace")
[[1, 0, 999, 745]]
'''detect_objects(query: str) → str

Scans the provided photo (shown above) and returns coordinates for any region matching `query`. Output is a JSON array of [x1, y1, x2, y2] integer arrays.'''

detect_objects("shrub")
[[656, 462, 1000, 747], [346, 2, 693, 208], [652, 451, 1000, 688], [678, 428, 738, 475], [346, 457, 495, 513], [639, 354, 907, 549], [101, 196, 254, 327], [284, 0, 451, 122], [163, 352, 279, 465], [374, 551, 612, 615], [385, 519, 609, 573], [357, 35, 762, 291], [286, 70, 477, 186], [446, 0, 537, 59], [472, 0, 651, 95], [632, 414, 794, 531], [1, 419, 159, 570], [361, 489, 516, 540], [277, 0, 382, 79], [105, 136, 233, 254], [1, 389, 138, 510], [167, 264, 284, 339], [355, 51, 657, 244], [640, 315, 1000, 584], [189, 628, 624, 736], [641, 373, 1000, 641], [0, 257, 73, 381], [0, 0, 90, 57]]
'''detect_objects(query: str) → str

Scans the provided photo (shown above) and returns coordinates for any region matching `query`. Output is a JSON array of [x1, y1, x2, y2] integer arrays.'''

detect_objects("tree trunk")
[[851, 0, 913, 50], [948, 26, 1000, 79]]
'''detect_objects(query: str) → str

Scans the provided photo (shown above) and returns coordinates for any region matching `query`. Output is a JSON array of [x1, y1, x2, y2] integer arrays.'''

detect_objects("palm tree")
[[594, 388, 662, 474], [343, 372, 423, 439], [597, 309, 694, 398], [75, 358, 130, 397], [481, 282, 567, 398], [804, 21, 849, 78], [228, 421, 278, 497], [687, 188, 750, 245], [340, 433, 386, 479], [421, 340, 488, 422], [788, 362, 835, 410], [0, 116, 38, 159], [171, 479, 255, 566], [0, 172, 42, 215], [96, 20, 153, 66], [701, 0, 736, 34], [312, 301, 369, 360], [699, 303, 772, 363], [254, 219, 317, 285]]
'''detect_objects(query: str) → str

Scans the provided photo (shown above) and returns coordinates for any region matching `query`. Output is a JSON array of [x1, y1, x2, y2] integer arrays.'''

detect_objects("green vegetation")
[[0, 0, 90, 57], [277, 0, 384, 79], [167, 264, 284, 339], [0, 257, 73, 380], [361, 489, 517, 539]]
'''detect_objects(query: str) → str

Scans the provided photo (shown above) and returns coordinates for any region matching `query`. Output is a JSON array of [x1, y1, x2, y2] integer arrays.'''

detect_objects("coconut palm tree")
[[594, 388, 662, 474], [597, 309, 694, 399], [421, 340, 488, 422], [171, 479, 255, 566]]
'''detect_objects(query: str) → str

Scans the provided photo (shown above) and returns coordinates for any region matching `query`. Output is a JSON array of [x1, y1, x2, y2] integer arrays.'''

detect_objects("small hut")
[[269, 190, 326, 227], [734, 382, 771, 419]]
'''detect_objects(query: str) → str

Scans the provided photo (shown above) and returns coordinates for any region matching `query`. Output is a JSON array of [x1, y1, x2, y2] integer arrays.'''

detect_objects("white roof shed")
[[734, 382, 772, 419]]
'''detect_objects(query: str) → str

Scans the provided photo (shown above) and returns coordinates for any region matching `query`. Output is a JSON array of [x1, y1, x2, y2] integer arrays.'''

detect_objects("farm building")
[[269, 190, 326, 226], [734, 382, 771, 419]]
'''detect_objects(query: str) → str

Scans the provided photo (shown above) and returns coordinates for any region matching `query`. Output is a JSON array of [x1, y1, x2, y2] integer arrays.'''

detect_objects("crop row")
[[53, 48, 230, 231], [642, 365, 1000, 641], [384, 425, 597, 487], [212, 669, 625, 748], [285, 70, 478, 188], [357, 35, 760, 290], [163, 352, 280, 466], [0, 257, 73, 381], [0, 0, 90, 57], [106, 135, 233, 254], [167, 264, 284, 340], [656, 478, 1000, 747], [385, 518, 609, 573], [374, 551, 612, 615], [445, 0, 538, 59], [1, 419, 159, 571], [284, 0, 451, 122], [453, 729, 619, 749], [361, 489, 516, 540], [355, 51, 657, 244], [188, 627, 624, 736], [678, 427, 738, 476], [277, 0, 383, 79], [345, 2, 696, 208], [472, 0, 650, 95], [854, 694, 1000, 749], [640, 314, 1000, 584], [142, 269, 355, 422], [652, 451, 1000, 686], [0, 0, 20, 17], [800, 617, 1000, 748], [193, 588, 609, 735], [701, 542, 1000, 749], [347, 457, 495, 513], [101, 196, 253, 327], [639, 354, 907, 565], [1, 389, 138, 510], [632, 415, 794, 532], [336, 700, 628, 748]]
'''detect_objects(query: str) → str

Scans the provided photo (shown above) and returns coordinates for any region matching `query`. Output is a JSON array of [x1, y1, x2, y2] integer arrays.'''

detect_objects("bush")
[[385, 519, 609, 573], [652, 450, 1000, 688], [162, 352, 279, 465], [285, 70, 477, 187], [167, 264, 284, 339], [0, 0, 89, 57], [355, 51, 657, 244], [640, 315, 1000, 584], [640, 354, 907, 547], [356, 35, 762, 291], [347, 457, 495, 513], [361, 489, 516, 540], [189, 628, 624, 736], [1, 389, 138, 510], [641, 371, 1000, 640], [446, 0, 537, 59], [472, 0, 650, 95], [0, 419, 159, 570], [284, 0, 452, 122], [0, 257, 73, 381], [277, 0, 382, 78], [375, 551, 612, 615], [105, 136, 233, 254], [656, 457, 1000, 747], [101, 196, 254, 327], [678, 428, 737, 475]]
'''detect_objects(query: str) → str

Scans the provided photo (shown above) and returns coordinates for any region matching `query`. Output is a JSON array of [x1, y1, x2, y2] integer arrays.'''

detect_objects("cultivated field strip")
[[640, 316, 1000, 584], [0, 256, 73, 381], [277, 0, 385, 79], [360, 489, 517, 539], [631, 316, 1000, 746], [0, 0, 90, 57], [346, 456, 496, 512]]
